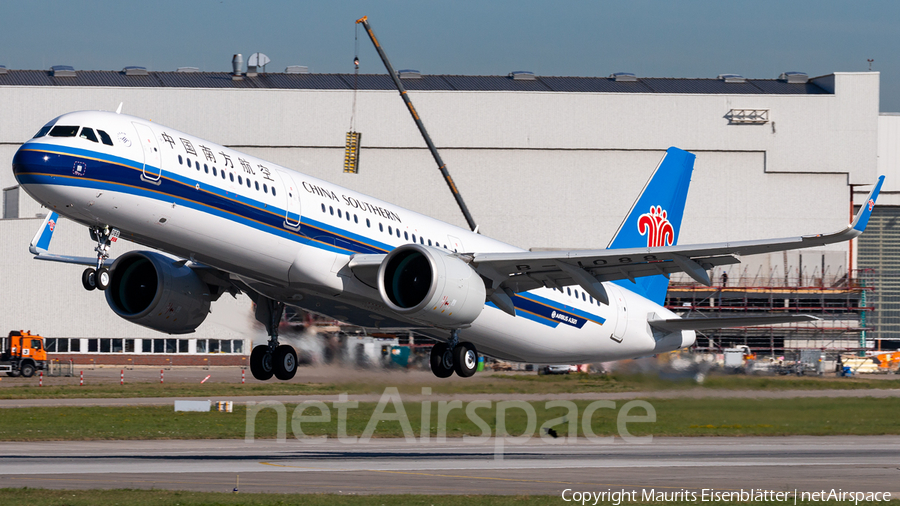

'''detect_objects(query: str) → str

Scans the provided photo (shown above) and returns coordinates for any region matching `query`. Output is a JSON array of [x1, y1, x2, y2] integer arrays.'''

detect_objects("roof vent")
[[718, 73, 746, 83], [779, 71, 808, 84], [123, 66, 149, 76], [284, 65, 309, 74], [509, 71, 536, 81], [51, 65, 76, 78], [0, 65, 7, 75], [176, 67, 200, 73], [398, 69, 422, 79], [610, 72, 637, 82]]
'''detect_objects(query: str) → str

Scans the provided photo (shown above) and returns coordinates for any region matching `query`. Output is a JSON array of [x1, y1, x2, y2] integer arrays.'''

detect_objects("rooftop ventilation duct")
[[718, 73, 746, 83], [609, 72, 637, 82], [509, 71, 536, 81], [232, 54, 243, 75], [398, 69, 421, 79], [779, 71, 808, 84], [123, 66, 149, 76], [0, 65, 7, 75], [51, 65, 76, 77], [175, 67, 200, 73], [284, 66, 309, 74]]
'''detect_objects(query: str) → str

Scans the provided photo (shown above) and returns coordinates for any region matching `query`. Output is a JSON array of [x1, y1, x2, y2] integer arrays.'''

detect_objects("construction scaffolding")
[[665, 269, 878, 358]]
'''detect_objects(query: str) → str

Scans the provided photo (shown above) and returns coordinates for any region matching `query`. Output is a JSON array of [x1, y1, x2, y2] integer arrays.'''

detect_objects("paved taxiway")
[[1, 437, 898, 495]]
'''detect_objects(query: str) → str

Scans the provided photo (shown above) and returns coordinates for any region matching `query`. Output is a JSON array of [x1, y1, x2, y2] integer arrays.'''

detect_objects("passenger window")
[[271, 187, 276, 196], [246, 178, 251, 188], [396, 229, 400, 237], [582, 293, 587, 301], [412, 234, 416, 242], [229, 173, 234, 182], [97, 129, 114, 146], [211, 166, 215, 176], [388, 226, 393, 235], [49, 125, 79, 137], [178, 155, 183, 165], [346, 212, 351, 221], [428, 239, 432, 246], [221, 170, 226, 180], [353, 215, 357, 223], [33, 125, 53, 138], [321, 204, 326, 213], [79, 127, 99, 143], [329, 206, 334, 215], [204, 164, 208, 174], [187, 159, 192, 168], [379, 223, 383, 232], [366, 218, 370, 228], [404, 232, 409, 240], [238, 175, 243, 184], [337, 209, 342, 218], [263, 184, 268, 193], [255, 181, 259, 191], [567, 288, 572, 296], [420, 237, 424, 245]]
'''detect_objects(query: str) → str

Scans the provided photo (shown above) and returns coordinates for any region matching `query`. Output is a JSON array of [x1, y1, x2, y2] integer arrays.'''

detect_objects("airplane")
[[12, 109, 885, 381]]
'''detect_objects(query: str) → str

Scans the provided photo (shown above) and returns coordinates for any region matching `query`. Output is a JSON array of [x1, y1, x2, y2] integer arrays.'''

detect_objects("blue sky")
[[3, 1, 899, 110]]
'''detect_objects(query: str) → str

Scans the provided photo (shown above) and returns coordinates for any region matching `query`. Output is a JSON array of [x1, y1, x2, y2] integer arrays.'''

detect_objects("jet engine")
[[105, 251, 213, 334], [378, 244, 486, 328]]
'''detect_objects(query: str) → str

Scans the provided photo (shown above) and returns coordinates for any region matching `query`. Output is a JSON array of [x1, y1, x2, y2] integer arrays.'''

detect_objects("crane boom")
[[355, 16, 479, 232]]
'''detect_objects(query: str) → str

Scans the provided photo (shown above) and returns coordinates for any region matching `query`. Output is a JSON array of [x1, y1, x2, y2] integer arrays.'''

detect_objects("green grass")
[[1, 397, 897, 441], [3, 372, 899, 400], [0, 489, 888, 506]]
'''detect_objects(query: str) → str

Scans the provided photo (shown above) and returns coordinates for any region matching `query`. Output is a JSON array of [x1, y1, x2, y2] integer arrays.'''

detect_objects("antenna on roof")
[[116, 102, 123, 114]]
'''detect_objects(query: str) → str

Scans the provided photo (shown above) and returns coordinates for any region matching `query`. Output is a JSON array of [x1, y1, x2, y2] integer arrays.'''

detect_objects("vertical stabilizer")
[[608, 147, 695, 305]]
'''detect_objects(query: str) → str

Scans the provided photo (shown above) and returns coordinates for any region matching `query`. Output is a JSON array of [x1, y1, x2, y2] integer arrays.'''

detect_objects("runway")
[[1, 437, 898, 495]]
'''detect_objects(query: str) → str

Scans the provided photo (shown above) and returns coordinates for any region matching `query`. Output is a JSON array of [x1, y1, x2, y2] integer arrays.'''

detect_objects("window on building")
[[142, 339, 152, 353], [100, 339, 111, 353], [153, 339, 164, 353], [221, 340, 232, 353], [112, 339, 123, 353], [232, 340, 244, 354], [70, 339, 80, 353], [179, 339, 189, 353], [125, 339, 135, 353], [58, 339, 69, 353], [166, 339, 177, 354], [45, 338, 57, 353], [88, 339, 98, 353], [196, 339, 207, 353], [209, 339, 220, 353]]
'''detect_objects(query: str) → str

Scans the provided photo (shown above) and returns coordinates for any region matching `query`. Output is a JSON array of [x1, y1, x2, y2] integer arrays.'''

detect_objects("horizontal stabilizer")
[[649, 314, 820, 332]]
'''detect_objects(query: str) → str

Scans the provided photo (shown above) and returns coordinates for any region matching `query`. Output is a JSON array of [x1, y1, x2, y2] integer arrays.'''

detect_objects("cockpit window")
[[79, 127, 99, 143], [97, 129, 114, 146], [49, 125, 79, 137], [33, 125, 53, 138]]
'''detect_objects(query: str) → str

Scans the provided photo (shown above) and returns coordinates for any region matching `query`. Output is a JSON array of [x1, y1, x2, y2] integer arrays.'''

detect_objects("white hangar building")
[[0, 65, 897, 359]]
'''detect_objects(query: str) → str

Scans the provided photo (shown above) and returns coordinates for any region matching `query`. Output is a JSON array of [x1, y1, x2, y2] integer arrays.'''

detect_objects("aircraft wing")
[[29, 211, 101, 266], [648, 314, 820, 332], [470, 175, 884, 305]]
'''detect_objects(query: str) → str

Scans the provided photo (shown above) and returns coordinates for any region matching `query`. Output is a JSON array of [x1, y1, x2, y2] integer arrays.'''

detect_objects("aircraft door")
[[447, 235, 465, 253], [133, 122, 162, 183], [281, 171, 302, 230], [608, 284, 628, 343]]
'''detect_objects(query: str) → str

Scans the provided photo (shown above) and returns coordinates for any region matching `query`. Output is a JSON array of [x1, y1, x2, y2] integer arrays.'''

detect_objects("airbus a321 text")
[[13, 110, 885, 380]]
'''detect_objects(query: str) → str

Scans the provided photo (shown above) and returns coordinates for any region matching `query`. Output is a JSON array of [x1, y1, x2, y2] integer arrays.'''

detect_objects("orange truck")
[[1, 330, 47, 378]]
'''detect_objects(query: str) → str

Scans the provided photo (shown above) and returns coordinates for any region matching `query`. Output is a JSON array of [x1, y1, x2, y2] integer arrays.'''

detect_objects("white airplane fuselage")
[[13, 110, 693, 364]]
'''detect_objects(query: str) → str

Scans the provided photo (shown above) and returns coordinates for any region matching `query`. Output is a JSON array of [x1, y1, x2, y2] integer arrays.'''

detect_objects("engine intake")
[[378, 244, 486, 328], [105, 251, 212, 334]]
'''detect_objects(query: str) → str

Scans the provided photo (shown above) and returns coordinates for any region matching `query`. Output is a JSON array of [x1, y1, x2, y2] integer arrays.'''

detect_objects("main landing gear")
[[81, 226, 119, 291], [249, 298, 298, 381], [430, 329, 478, 378]]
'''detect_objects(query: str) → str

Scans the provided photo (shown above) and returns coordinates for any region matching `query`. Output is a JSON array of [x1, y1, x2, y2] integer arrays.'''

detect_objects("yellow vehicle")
[[1, 330, 47, 378]]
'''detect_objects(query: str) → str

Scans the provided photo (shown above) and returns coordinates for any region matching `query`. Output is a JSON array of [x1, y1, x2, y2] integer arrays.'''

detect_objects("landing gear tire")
[[82, 268, 97, 291], [453, 342, 478, 378], [250, 345, 274, 381], [429, 343, 454, 378], [96, 267, 110, 291], [20, 363, 35, 378], [273, 345, 298, 381]]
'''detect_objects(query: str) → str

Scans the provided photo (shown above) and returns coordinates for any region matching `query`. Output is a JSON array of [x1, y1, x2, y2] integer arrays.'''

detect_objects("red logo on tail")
[[638, 206, 675, 247]]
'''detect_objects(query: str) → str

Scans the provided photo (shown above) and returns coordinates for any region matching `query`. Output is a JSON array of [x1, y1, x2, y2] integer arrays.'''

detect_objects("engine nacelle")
[[378, 244, 486, 328], [105, 251, 211, 334]]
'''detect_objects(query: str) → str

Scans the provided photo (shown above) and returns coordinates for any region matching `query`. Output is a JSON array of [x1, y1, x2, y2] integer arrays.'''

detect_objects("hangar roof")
[[0, 70, 832, 95]]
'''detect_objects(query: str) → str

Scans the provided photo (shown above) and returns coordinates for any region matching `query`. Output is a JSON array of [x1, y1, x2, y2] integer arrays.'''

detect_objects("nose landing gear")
[[81, 226, 119, 291], [249, 298, 298, 381], [430, 329, 479, 378]]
